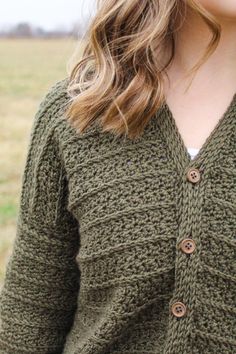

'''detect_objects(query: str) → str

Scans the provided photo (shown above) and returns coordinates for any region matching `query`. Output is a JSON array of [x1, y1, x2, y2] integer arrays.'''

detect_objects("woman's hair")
[[65, 0, 221, 140]]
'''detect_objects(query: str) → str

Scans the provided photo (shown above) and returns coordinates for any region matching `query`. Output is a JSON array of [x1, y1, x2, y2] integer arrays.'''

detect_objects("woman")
[[0, 0, 235, 353]]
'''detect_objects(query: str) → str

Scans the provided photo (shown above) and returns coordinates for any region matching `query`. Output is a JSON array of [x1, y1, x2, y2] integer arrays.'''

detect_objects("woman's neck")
[[167, 5, 236, 89]]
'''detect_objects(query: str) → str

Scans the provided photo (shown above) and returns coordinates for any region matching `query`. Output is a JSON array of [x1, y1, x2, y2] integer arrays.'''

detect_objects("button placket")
[[168, 165, 202, 326]]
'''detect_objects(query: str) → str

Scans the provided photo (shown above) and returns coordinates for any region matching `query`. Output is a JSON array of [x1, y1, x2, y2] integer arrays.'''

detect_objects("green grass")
[[0, 37, 84, 284], [0, 202, 17, 225], [0, 37, 83, 97]]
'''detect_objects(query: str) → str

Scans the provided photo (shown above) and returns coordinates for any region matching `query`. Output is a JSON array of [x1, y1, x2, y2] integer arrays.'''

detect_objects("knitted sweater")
[[0, 77, 235, 354]]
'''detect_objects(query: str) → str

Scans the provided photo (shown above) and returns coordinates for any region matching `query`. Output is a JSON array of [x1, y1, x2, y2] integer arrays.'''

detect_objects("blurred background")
[[0, 0, 96, 286]]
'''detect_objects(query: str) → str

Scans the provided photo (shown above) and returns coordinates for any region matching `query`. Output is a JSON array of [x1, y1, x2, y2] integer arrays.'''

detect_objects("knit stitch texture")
[[0, 77, 235, 354]]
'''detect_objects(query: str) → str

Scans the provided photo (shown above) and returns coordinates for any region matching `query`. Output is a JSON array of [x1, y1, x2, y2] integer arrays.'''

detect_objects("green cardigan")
[[0, 78, 235, 354]]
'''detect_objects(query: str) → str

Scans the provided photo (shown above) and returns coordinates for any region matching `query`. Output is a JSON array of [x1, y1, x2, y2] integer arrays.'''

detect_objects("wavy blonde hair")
[[65, 0, 221, 140]]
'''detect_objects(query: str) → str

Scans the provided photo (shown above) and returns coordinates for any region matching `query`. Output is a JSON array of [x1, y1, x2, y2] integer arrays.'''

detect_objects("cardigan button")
[[178, 238, 196, 254], [186, 168, 201, 183], [171, 302, 187, 318]]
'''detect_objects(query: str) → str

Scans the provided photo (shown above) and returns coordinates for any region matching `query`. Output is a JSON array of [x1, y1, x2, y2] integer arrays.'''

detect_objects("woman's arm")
[[0, 79, 80, 354]]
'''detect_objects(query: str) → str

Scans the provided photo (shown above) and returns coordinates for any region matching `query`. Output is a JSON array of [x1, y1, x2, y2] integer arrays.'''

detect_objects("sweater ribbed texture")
[[0, 77, 235, 354]]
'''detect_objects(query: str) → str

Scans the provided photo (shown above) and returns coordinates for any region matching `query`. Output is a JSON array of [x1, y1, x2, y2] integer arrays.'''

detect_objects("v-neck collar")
[[154, 92, 236, 172]]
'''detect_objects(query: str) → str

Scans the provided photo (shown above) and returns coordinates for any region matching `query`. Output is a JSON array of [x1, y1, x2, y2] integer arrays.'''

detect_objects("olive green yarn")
[[0, 78, 235, 354]]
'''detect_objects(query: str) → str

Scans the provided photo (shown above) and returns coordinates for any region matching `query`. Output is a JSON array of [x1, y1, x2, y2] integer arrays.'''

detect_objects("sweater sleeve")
[[0, 79, 81, 354]]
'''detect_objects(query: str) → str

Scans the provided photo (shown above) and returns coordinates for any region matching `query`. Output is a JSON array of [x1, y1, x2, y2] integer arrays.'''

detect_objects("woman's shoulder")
[[39, 77, 101, 138], [23, 77, 74, 173], [36, 77, 71, 125], [32, 77, 94, 148]]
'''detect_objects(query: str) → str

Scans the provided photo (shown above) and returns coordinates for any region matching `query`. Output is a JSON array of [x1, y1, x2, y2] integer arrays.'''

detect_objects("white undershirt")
[[187, 147, 200, 160]]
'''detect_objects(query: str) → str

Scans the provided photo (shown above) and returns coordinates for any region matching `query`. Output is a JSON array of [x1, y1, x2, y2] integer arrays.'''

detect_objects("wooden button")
[[179, 238, 196, 254], [171, 302, 187, 318], [186, 168, 201, 183]]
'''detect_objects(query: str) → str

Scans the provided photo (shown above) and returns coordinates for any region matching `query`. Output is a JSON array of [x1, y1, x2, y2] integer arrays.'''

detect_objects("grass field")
[[0, 38, 84, 283]]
